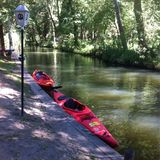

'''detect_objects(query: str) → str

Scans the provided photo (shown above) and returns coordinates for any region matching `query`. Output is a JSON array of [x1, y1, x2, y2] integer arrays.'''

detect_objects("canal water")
[[25, 48, 160, 160]]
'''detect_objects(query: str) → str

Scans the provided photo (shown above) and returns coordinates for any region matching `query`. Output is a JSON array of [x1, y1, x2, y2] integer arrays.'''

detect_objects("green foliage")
[[91, 45, 143, 66], [97, 46, 159, 69], [59, 38, 159, 69], [0, 0, 160, 68], [58, 34, 75, 52]]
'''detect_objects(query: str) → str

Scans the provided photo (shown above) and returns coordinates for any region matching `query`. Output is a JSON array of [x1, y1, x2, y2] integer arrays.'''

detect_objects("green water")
[[25, 48, 160, 160]]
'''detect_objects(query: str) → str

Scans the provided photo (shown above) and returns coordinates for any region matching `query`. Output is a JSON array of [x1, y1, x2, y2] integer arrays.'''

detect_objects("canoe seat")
[[58, 95, 70, 101], [64, 98, 83, 111], [36, 72, 49, 80]]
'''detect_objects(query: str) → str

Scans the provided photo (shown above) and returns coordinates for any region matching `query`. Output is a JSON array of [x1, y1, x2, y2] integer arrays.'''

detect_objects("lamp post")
[[15, 5, 29, 116]]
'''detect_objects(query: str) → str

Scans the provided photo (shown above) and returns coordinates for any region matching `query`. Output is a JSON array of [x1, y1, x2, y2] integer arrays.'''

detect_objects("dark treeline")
[[0, 0, 160, 69]]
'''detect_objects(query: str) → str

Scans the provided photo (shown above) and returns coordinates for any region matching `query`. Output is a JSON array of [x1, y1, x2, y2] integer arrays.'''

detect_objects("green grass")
[[0, 57, 33, 96], [0, 58, 16, 73]]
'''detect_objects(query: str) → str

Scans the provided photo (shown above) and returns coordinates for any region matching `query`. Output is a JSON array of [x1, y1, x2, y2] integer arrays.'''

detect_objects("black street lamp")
[[15, 5, 29, 116]]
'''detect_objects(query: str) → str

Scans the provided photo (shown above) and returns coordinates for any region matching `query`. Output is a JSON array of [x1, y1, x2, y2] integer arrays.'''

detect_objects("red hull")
[[50, 90, 118, 148], [32, 70, 118, 148], [32, 70, 55, 89]]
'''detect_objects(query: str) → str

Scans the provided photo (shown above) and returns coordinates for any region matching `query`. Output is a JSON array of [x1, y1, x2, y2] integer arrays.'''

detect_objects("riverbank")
[[58, 41, 160, 71], [0, 56, 124, 160]]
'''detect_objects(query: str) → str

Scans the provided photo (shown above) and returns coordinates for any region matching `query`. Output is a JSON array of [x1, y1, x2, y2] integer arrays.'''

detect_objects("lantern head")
[[15, 5, 29, 28]]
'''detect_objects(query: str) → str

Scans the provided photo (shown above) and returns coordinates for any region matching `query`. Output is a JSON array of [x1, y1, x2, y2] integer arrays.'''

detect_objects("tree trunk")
[[113, 0, 128, 50], [47, 5, 57, 43], [74, 23, 78, 46], [0, 22, 5, 56], [56, 0, 60, 23], [80, 24, 83, 40], [70, 0, 79, 47], [133, 0, 148, 49], [8, 21, 13, 51]]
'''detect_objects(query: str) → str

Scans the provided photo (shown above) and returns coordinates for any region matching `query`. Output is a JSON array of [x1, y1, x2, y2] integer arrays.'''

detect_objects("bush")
[[58, 38, 159, 69], [58, 34, 75, 52]]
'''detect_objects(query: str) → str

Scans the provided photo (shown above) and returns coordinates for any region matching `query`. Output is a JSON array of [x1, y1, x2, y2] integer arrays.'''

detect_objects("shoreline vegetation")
[[58, 40, 160, 71]]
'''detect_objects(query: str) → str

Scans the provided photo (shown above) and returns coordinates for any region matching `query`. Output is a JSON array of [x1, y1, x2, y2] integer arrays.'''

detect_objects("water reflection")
[[25, 48, 160, 160]]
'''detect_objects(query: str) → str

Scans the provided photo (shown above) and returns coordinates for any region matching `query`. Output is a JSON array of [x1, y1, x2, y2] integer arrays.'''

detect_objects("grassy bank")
[[0, 58, 17, 73], [58, 39, 160, 70], [0, 57, 32, 96]]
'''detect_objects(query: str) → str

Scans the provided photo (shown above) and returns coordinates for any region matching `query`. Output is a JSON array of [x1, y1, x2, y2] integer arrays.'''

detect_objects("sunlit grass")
[[0, 59, 16, 73], [0, 58, 21, 87], [0, 58, 32, 96], [6, 73, 21, 82]]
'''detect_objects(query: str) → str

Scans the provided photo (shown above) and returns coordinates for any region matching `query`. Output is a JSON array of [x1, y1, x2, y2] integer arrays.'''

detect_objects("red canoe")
[[32, 70, 119, 148], [32, 70, 55, 89], [50, 90, 118, 148]]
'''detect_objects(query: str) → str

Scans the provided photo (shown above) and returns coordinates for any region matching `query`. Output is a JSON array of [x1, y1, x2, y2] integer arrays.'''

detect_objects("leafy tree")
[[0, 0, 159, 67], [0, 0, 20, 55]]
